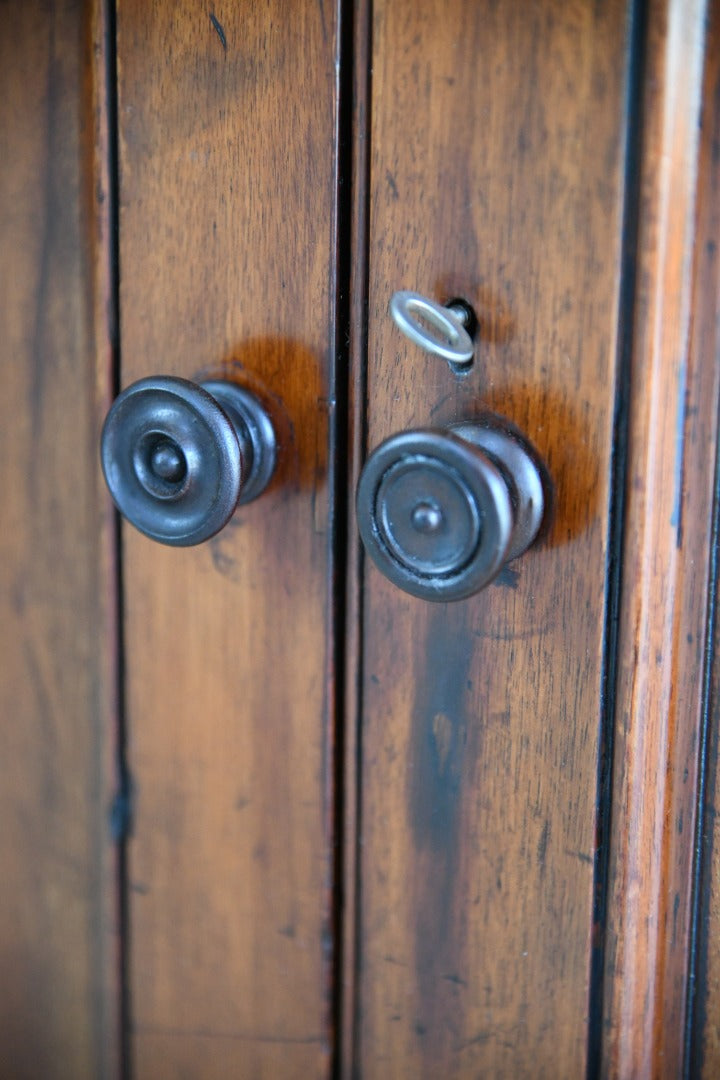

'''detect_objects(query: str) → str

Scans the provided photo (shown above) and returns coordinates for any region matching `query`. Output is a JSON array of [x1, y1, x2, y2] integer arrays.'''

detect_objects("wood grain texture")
[[694, 344, 720, 1080], [692, 58, 720, 1059], [600, 3, 719, 1076], [695, 97, 720, 1051], [0, 1, 120, 1076], [116, 2, 340, 1075], [348, 2, 632, 1075]]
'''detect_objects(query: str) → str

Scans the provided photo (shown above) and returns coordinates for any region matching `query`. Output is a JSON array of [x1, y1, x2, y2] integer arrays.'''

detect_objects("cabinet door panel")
[[650, 2, 720, 1075], [600, 1, 718, 1075], [117, 3, 340, 1075], [0, 2, 119, 1076], [349, 2, 632, 1075]]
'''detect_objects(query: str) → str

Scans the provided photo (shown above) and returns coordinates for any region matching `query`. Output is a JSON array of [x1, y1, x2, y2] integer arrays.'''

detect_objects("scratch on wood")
[[443, 973, 467, 987], [537, 819, 550, 868], [316, 0, 327, 44], [383, 954, 408, 966], [564, 849, 593, 865], [210, 12, 227, 50], [386, 169, 399, 199]]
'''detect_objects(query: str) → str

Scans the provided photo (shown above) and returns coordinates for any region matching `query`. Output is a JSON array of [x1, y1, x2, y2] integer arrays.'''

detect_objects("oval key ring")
[[389, 290, 475, 366]]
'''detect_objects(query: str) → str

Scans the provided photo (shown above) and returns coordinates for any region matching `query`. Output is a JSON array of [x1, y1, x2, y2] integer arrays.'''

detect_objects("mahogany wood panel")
[[0, 1, 120, 1076], [649, 1, 720, 1075], [694, 499, 720, 1077], [694, 301, 720, 1080], [600, 2, 720, 1076], [696, 423, 720, 1080], [347, 1, 633, 1075], [116, 2, 340, 1076]]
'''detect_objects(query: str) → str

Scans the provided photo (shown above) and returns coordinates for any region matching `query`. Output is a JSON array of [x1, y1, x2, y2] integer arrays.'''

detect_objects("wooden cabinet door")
[[1, 1, 344, 1078], [345, 3, 633, 1075], [115, 3, 342, 1077], [2, 2, 720, 1078], [0, 4, 120, 1076], [343, 0, 720, 1076]]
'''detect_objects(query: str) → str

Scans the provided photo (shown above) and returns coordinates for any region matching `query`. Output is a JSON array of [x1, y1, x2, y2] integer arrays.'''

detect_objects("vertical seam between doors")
[[103, 1, 131, 1075], [586, 1, 650, 1074], [330, 0, 356, 1074]]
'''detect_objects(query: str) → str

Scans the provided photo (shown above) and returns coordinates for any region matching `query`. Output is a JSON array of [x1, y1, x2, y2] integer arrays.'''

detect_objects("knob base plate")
[[357, 416, 546, 602], [450, 419, 545, 563], [202, 382, 277, 506]]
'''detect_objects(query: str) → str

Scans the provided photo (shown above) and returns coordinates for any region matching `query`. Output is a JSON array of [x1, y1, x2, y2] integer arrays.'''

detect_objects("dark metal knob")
[[101, 376, 276, 546], [356, 416, 546, 601]]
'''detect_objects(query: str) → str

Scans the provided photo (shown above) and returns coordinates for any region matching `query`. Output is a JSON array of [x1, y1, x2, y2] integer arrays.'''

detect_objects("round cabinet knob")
[[356, 416, 547, 601], [101, 376, 276, 546]]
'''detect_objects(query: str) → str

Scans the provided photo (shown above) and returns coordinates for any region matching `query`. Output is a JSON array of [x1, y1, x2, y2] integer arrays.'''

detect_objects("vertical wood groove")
[[89, 1, 124, 1071], [587, 0, 649, 1073], [342, 0, 373, 1075], [102, 0, 131, 1074], [680, 2, 720, 1071], [686, 378, 720, 1077], [330, 0, 356, 1073], [601, 2, 718, 1075]]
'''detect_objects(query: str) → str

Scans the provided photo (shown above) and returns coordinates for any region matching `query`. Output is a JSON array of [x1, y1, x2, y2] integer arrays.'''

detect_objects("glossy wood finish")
[[347, 2, 633, 1074], [694, 517, 720, 1077], [116, 2, 340, 1075], [0, 2, 120, 1076], [672, 1, 720, 1074], [600, 3, 720, 1076], [5, 4, 720, 1076], [695, 468, 720, 1080]]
